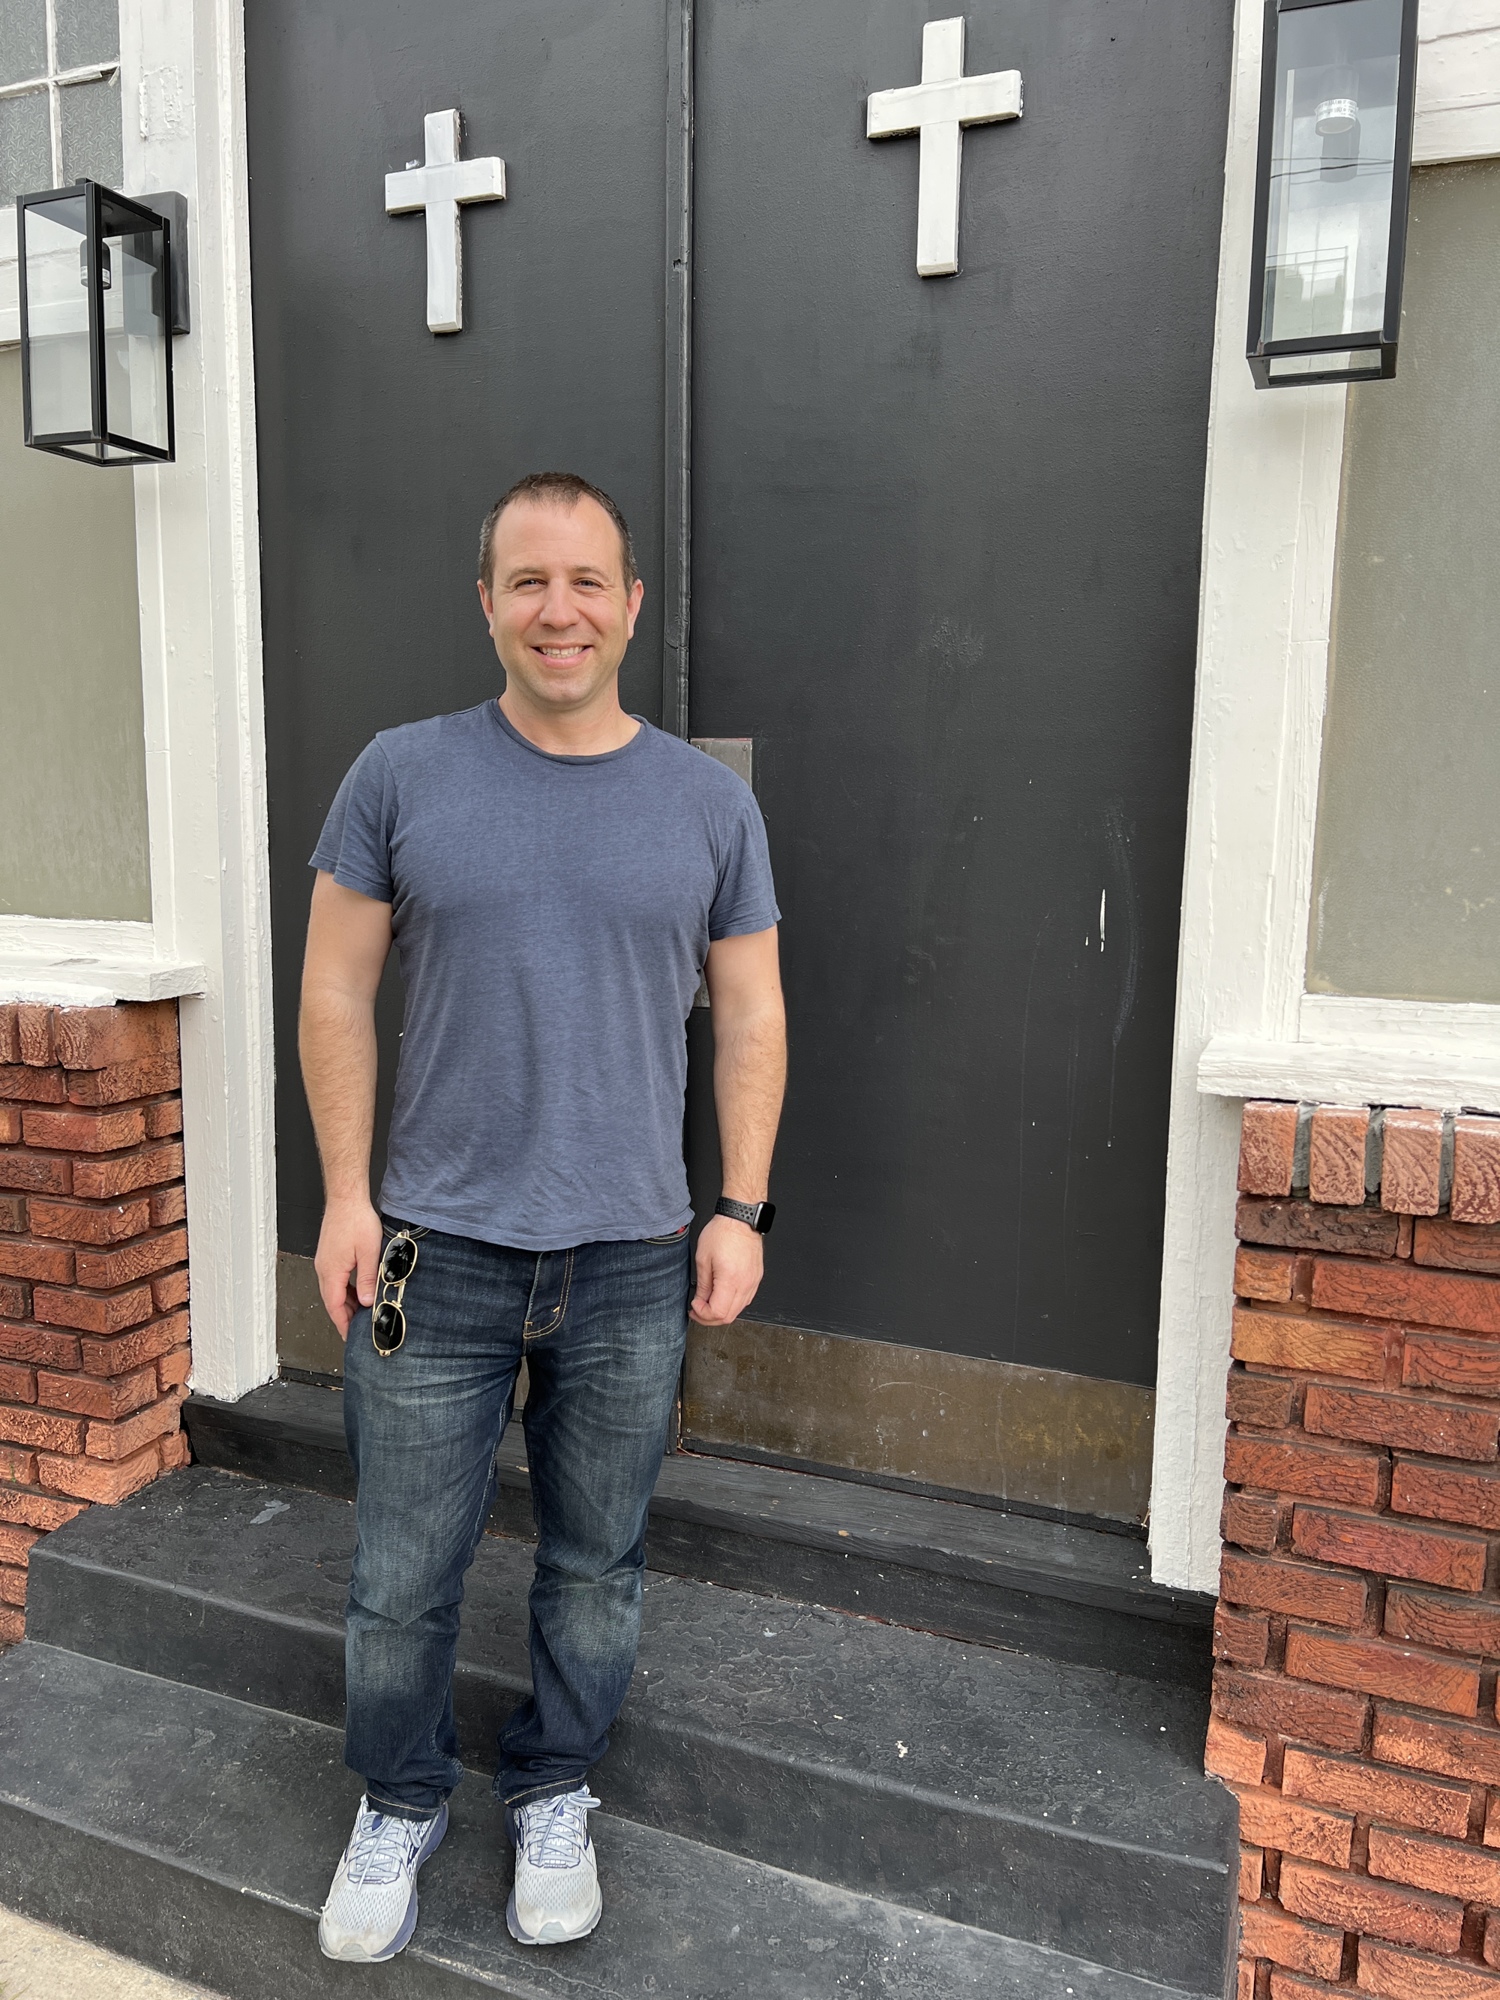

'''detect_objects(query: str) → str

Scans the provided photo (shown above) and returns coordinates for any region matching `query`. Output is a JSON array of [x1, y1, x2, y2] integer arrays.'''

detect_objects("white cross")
[[867, 18, 1023, 278], [385, 110, 506, 334]]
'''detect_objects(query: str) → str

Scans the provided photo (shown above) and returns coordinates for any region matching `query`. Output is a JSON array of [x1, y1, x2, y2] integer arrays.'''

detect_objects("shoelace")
[[346, 1803, 427, 1886], [520, 1787, 600, 1870]]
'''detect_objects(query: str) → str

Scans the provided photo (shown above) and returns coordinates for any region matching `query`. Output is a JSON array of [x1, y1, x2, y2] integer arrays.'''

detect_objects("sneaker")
[[506, 1785, 603, 1945], [318, 1795, 448, 1961]]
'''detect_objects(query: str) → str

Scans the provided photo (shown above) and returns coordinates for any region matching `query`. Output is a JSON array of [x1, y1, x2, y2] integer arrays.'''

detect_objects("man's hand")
[[690, 1214, 765, 1326], [315, 1194, 384, 1340]]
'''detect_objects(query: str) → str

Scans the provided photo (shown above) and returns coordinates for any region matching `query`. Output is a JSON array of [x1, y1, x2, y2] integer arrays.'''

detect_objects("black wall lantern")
[[17, 182, 189, 465], [1247, 0, 1419, 387]]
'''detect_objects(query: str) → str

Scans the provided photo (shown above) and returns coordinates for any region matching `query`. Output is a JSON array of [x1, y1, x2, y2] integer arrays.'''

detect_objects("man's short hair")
[[478, 472, 638, 592]]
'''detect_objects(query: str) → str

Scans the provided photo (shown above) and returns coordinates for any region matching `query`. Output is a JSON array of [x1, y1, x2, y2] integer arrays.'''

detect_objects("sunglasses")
[[372, 1232, 419, 1357]]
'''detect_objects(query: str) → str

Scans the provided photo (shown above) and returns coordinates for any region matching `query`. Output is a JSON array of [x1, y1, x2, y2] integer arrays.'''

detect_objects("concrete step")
[[0, 1643, 1217, 2000], [26, 1463, 1235, 1992], [183, 1380, 1215, 1687]]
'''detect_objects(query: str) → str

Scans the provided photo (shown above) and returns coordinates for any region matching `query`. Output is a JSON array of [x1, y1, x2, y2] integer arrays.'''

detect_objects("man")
[[300, 471, 785, 1961]]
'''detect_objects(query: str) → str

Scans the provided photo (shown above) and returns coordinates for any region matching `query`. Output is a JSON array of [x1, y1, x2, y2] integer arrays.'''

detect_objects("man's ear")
[[477, 578, 495, 631], [625, 576, 645, 640]]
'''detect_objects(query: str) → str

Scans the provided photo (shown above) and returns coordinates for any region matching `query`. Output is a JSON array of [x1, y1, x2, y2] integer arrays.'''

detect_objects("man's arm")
[[299, 872, 395, 1336], [691, 926, 787, 1326]]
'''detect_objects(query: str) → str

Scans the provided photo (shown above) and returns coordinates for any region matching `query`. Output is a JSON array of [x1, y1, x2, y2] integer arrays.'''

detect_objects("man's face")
[[478, 497, 644, 713]]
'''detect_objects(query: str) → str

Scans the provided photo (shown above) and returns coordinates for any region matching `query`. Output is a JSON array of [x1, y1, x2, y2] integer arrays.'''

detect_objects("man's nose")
[[537, 579, 579, 627]]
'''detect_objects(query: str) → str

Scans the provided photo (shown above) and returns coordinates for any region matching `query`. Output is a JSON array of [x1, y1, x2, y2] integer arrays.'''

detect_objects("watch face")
[[755, 1202, 776, 1234]]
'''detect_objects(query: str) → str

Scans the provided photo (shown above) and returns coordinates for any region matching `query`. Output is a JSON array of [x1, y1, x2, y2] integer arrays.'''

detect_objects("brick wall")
[[0, 999, 192, 1645], [1215, 1098, 1500, 2000]]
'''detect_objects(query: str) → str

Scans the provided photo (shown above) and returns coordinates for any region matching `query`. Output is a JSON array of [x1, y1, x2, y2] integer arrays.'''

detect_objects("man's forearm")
[[712, 1002, 787, 1201], [299, 987, 379, 1203]]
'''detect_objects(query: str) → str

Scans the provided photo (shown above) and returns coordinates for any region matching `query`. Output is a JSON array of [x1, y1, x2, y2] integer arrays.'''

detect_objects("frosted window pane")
[[0, 2, 46, 88], [1307, 162, 1500, 1002], [55, 0, 119, 70], [0, 90, 50, 205], [59, 73, 122, 188]]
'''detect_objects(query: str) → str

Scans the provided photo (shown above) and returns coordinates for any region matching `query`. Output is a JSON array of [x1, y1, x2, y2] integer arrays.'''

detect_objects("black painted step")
[[0, 1642, 1213, 1999], [26, 1464, 1235, 1992], [183, 1380, 1214, 1686]]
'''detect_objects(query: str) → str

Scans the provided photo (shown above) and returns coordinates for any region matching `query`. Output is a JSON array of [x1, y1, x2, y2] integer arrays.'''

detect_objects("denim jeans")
[[342, 1220, 690, 1819]]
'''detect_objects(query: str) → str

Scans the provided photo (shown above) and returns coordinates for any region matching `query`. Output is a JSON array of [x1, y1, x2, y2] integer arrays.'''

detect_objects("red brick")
[[1228, 1370, 1301, 1431], [1281, 1857, 1462, 1953], [1368, 1824, 1500, 1904], [0, 1239, 74, 1284], [33, 1282, 154, 1336], [1217, 1603, 1272, 1668], [1227, 1433, 1384, 1508], [156, 1345, 191, 1392], [20, 1106, 145, 1154], [50, 1001, 177, 1072], [151, 1267, 189, 1314], [1292, 1506, 1488, 1592], [1239, 1247, 1298, 1303], [1386, 1587, 1500, 1659], [0, 1404, 85, 1455], [0, 1444, 36, 1485], [1207, 1714, 1269, 1786], [34, 1365, 158, 1421], [0, 1195, 24, 1233], [148, 1184, 185, 1228], [0, 1322, 80, 1370], [65, 1054, 181, 1107], [1221, 1553, 1370, 1628], [0, 1522, 41, 1564], [1233, 1305, 1392, 1384], [1450, 1121, 1500, 1229], [0, 1152, 71, 1196], [1238, 1902, 1346, 1980], [1405, 1335, 1500, 1401], [1358, 1941, 1500, 1999], [0, 1488, 85, 1531], [1305, 1384, 1500, 1462], [35, 1442, 162, 1503], [0, 1108, 20, 1145], [1239, 1960, 1258, 2000], [28, 1196, 152, 1246], [1241, 1103, 1301, 1197], [0, 1605, 24, 1644], [143, 1100, 182, 1139], [1393, 1459, 1500, 1533], [86, 1390, 181, 1462], [1382, 1111, 1446, 1218], [0, 1566, 26, 1609], [1225, 1491, 1286, 1552], [1488, 1797, 1500, 1849], [0, 1009, 16, 1063], [1491, 1920, 1500, 1969], [0, 1361, 34, 1405], [71, 1141, 183, 1200], [1282, 1748, 1473, 1839], [158, 1429, 190, 1471], [1215, 1666, 1370, 1751], [0, 1066, 66, 1103], [0, 1281, 25, 1320], [1315, 1260, 1500, 1338], [1232, 1784, 1355, 1866], [1306, 1105, 1370, 1208], [79, 1310, 189, 1378], [1240, 1844, 1264, 1900], [1284, 1627, 1480, 1717], [75, 1227, 188, 1292], [1374, 1709, 1500, 1788], [15, 1006, 53, 1066], [1417, 1219, 1500, 1276]]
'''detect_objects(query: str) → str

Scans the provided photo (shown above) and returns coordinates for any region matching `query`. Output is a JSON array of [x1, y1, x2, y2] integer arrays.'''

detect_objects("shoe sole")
[[318, 1802, 450, 1962], [506, 1884, 603, 1947]]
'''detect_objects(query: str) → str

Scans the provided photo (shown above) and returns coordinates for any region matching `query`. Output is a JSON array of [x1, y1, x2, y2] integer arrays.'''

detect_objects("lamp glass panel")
[[1262, 0, 1402, 349], [1267, 348, 1384, 379], [100, 203, 168, 453], [59, 74, 123, 189], [23, 195, 92, 440], [0, 1, 46, 88], [0, 89, 50, 206]]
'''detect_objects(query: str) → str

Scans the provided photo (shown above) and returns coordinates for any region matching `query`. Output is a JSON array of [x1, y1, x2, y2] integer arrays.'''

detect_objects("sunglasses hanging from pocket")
[[372, 1231, 419, 1357]]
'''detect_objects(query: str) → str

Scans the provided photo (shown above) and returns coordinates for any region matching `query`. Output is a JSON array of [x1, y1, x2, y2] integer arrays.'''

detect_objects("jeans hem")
[[499, 1775, 590, 1811], [364, 1788, 450, 1822]]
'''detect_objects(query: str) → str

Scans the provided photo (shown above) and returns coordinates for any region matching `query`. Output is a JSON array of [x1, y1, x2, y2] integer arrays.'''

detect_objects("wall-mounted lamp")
[[16, 182, 188, 465], [1247, 0, 1419, 387]]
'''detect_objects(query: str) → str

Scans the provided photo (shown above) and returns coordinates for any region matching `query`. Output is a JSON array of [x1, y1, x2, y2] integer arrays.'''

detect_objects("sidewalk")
[[0, 1906, 226, 2000]]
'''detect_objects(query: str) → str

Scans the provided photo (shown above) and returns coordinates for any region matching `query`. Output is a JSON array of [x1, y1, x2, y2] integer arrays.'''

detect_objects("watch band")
[[715, 1196, 776, 1235]]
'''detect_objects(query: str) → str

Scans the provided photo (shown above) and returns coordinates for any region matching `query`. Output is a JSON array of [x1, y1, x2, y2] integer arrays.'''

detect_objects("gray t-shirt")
[[310, 701, 779, 1250]]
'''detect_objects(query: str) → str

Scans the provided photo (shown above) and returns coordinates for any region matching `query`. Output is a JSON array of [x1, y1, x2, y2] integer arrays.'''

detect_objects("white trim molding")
[[0, 918, 204, 1006]]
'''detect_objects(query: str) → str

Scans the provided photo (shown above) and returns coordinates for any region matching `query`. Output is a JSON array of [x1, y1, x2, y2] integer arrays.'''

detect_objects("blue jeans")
[[342, 1220, 690, 1818]]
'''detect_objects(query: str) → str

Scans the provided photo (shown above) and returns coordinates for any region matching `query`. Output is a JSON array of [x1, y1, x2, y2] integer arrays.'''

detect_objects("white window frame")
[[0, 0, 274, 1402], [1150, 0, 1500, 1591]]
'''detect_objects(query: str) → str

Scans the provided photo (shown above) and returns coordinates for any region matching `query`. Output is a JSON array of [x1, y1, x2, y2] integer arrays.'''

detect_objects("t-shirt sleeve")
[[708, 789, 781, 941], [308, 740, 398, 902]]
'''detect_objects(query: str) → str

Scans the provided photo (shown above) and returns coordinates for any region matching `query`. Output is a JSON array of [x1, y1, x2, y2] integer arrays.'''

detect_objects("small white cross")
[[385, 110, 506, 334], [867, 18, 1023, 278]]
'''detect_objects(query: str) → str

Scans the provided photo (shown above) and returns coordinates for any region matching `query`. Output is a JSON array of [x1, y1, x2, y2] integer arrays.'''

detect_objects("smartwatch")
[[715, 1196, 776, 1235]]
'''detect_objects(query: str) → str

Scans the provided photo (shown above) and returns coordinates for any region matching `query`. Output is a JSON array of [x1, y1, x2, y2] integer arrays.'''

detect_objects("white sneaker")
[[318, 1795, 448, 1961], [506, 1785, 603, 1945]]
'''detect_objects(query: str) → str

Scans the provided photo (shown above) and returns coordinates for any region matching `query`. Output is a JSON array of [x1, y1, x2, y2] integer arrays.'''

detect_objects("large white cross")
[[867, 18, 1023, 278], [385, 110, 505, 334]]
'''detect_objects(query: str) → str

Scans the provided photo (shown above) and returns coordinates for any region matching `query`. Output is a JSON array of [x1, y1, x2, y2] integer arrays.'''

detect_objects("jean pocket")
[[642, 1225, 690, 1245]]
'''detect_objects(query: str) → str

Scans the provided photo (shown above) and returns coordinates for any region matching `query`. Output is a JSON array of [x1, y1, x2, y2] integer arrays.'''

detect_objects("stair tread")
[[35, 1463, 1230, 1866], [0, 1642, 1212, 1998]]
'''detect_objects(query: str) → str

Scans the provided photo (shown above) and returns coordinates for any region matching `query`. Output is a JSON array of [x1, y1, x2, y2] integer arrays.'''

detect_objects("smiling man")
[[299, 472, 785, 1961]]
